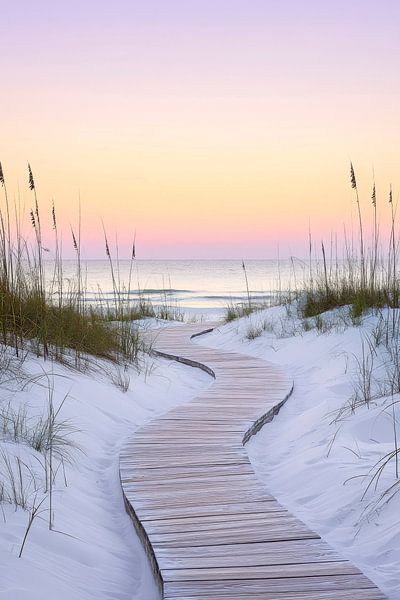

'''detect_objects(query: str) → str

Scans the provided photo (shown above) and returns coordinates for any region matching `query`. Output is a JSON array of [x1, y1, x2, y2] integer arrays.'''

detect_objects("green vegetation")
[[106, 299, 183, 323], [0, 163, 161, 367], [225, 302, 257, 322], [0, 289, 134, 362], [244, 323, 263, 340], [300, 165, 399, 320], [301, 285, 389, 319]]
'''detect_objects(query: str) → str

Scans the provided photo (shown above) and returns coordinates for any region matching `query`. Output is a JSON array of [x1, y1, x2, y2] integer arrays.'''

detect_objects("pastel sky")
[[1, 0, 399, 258]]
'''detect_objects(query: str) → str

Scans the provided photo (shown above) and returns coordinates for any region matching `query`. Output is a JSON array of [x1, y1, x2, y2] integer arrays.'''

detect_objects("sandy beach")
[[0, 297, 398, 598]]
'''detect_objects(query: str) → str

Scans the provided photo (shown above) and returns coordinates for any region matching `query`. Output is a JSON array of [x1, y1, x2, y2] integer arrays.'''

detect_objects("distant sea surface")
[[45, 259, 301, 319]]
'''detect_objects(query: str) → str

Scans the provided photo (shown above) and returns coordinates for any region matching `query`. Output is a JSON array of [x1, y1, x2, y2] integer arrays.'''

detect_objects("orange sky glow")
[[1, 1, 400, 258]]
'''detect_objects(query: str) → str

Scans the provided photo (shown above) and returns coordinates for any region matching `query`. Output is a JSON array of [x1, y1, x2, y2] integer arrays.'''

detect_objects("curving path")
[[120, 323, 386, 599]]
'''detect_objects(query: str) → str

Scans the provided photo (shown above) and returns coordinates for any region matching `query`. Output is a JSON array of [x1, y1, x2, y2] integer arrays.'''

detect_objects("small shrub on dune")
[[245, 324, 263, 340]]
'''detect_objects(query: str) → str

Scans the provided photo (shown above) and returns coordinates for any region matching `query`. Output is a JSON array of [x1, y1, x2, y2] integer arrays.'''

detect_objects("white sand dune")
[[0, 305, 399, 598]]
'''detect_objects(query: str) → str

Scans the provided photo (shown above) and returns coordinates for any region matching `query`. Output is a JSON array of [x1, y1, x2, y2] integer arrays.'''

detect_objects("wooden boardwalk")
[[120, 323, 386, 599]]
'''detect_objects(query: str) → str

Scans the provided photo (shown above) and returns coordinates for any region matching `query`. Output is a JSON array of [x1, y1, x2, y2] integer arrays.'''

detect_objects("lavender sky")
[[1, 0, 400, 258]]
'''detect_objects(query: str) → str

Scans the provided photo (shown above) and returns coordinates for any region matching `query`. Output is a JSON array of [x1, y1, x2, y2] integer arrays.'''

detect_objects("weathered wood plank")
[[156, 539, 344, 569], [135, 499, 278, 521], [162, 561, 361, 581], [163, 574, 381, 596], [164, 590, 386, 600], [149, 522, 318, 547], [147, 514, 312, 535]]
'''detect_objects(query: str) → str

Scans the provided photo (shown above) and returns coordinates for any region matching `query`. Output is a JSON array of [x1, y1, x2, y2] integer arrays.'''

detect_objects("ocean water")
[[45, 259, 304, 319]]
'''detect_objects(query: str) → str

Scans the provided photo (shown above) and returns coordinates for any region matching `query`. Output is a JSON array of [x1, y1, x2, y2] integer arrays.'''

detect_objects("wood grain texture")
[[120, 323, 386, 599]]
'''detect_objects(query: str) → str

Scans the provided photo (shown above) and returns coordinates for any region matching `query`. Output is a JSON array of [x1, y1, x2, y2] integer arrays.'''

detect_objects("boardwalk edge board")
[[151, 348, 216, 379], [242, 381, 294, 444], [118, 471, 163, 594]]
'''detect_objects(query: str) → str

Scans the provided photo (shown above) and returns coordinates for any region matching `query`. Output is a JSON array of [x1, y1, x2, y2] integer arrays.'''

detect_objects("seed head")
[[71, 228, 78, 251], [52, 201, 57, 230], [131, 234, 136, 259], [30, 209, 36, 229], [28, 163, 35, 191], [350, 162, 357, 190]]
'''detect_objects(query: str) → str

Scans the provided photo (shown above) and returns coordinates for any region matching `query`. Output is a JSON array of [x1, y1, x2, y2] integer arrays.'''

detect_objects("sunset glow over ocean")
[[1, 0, 399, 258]]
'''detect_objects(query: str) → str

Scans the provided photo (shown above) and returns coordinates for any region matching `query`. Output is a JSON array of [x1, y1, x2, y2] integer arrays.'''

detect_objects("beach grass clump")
[[245, 323, 263, 340], [225, 302, 256, 322], [0, 162, 141, 367], [0, 286, 131, 362], [155, 303, 184, 322], [0, 375, 81, 551], [0, 448, 38, 511], [301, 285, 388, 320], [330, 319, 400, 517], [0, 399, 77, 459], [105, 299, 184, 323], [105, 299, 156, 322], [225, 299, 279, 323], [299, 164, 400, 320]]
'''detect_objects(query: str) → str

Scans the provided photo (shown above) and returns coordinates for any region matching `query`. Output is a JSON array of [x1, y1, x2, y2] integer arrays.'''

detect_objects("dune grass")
[[225, 302, 256, 322], [0, 163, 142, 367], [0, 287, 131, 362], [300, 164, 400, 320], [105, 297, 184, 323]]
